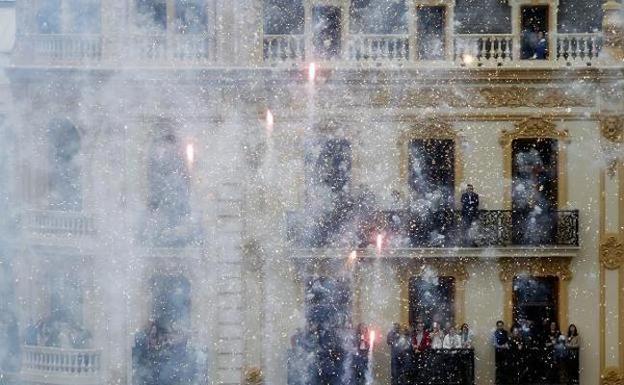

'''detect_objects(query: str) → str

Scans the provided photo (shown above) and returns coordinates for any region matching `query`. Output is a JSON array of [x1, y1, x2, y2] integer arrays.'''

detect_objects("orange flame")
[[266, 109, 274, 135], [308, 62, 316, 83]]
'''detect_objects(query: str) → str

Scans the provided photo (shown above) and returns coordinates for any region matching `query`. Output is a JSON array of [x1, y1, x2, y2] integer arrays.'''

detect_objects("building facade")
[[2, 0, 624, 385]]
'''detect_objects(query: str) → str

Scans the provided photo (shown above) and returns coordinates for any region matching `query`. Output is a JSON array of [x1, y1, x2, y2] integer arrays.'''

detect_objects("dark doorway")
[[417, 6, 446, 60], [409, 276, 455, 329], [511, 138, 558, 245], [408, 139, 455, 246], [313, 6, 342, 59], [305, 276, 352, 329], [521, 6, 549, 59], [316, 139, 352, 193], [513, 276, 558, 329], [150, 275, 191, 331]]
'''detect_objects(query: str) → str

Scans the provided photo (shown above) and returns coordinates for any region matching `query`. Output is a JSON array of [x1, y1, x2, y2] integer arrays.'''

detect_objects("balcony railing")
[[17, 34, 103, 64], [346, 34, 410, 63], [454, 34, 514, 65], [129, 34, 213, 64], [263, 34, 305, 64], [495, 347, 579, 385], [22, 210, 96, 236], [556, 32, 602, 64], [286, 209, 579, 249], [20, 345, 103, 385]]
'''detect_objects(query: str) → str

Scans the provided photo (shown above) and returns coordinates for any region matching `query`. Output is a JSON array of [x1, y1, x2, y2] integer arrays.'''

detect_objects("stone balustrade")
[[556, 32, 603, 65], [454, 34, 514, 65], [263, 34, 306, 64], [346, 34, 410, 63], [22, 210, 96, 236], [20, 345, 103, 385]]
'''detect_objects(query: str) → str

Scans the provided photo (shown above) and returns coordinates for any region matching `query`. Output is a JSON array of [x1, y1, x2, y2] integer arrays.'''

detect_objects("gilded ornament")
[[602, 367, 624, 385], [499, 117, 570, 147], [499, 257, 573, 282], [600, 115, 624, 143], [244, 367, 264, 385], [600, 236, 624, 270]]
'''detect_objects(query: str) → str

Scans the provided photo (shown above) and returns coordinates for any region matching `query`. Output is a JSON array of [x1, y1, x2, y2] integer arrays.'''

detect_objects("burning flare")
[[376, 233, 384, 254], [266, 109, 274, 136], [308, 62, 316, 83], [186, 142, 195, 166], [369, 330, 376, 349]]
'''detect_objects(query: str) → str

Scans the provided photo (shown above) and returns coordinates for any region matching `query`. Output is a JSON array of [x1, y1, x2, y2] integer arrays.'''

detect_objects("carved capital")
[[602, 1, 624, 61], [600, 236, 624, 270], [600, 115, 624, 143], [244, 367, 264, 385], [499, 257, 573, 282], [499, 117, 570, 147], [602, 367, 624, 385]]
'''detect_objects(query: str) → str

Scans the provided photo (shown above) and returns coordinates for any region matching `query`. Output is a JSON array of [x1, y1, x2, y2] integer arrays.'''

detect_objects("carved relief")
[[499, 257, 573, 282], [600, 115, 624, 143], [602, 367, 624, 385], [396, 87, 593, 109], [600, 236, 624, 270], [499, 117, 570, 147]]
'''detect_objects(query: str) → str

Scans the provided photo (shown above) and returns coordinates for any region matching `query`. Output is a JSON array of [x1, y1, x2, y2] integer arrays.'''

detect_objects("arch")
[[47, 118, 82, 211]]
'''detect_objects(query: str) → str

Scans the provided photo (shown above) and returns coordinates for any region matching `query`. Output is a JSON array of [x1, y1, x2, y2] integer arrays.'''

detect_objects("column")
[[407, 1, 417, 62]]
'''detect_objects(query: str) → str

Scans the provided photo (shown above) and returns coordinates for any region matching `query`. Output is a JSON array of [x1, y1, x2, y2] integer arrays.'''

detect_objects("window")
[[350, 0, 407, 34], [511, 138, 558, 244], [513, 276, 558, 327], [47, 119, 82, 211], [520, 6, 549, 59], [313, 6, 342, 59], [136, 0, 207, 32], [416, 6, 446, 60], [409, 276, 455, 329], [150, 275, 191, 330], [147, 130, 191, 228], [408, 139, 454, 205], [316, 138, 352, 193], [263, 0, 304, 35], [305, 276, 351, 330], [36, 0, 101, 34], [49, 271, 83, 325]]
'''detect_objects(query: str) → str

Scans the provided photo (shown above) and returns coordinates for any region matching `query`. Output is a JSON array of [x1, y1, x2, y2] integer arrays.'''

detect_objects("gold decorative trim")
[[600, 115, 624, 144], [499, 257, 572, 329], [397, 119, 463, 202], [500, 117, 570, 209], [602, 367, 624, 385], [601, 235, 624, 270]]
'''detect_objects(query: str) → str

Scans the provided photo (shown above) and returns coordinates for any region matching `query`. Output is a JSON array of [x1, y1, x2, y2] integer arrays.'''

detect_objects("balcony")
[[20, 345, 103, 385], [263, 32, 604, 67], [12, 33, 215, 67], [286, 209, 579, 252], [21, 210, 96, 236]]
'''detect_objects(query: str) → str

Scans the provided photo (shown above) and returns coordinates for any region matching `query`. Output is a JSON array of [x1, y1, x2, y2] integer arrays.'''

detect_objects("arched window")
[[47, 119, 82, 211], [147, 130, 191, 228]]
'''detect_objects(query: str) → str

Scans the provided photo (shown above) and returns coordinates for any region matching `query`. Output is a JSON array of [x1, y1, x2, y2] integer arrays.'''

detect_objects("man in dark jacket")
[[461, 184, 480, 244]]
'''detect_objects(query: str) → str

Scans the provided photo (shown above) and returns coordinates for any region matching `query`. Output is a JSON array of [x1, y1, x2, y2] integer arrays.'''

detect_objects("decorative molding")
[[602, 367, 624, 385], [397, 118, 463, 202], [499, 117, 570, 209], [498, 257, 573, 283], [600, 235, 624, 270], [397, 87, 593, 109], [499, 117, 570, 147], [600, 115, 624, 144], [602, 0, 624, 62]]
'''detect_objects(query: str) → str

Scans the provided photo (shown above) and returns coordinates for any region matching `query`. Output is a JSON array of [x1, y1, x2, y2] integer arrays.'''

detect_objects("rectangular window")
[[136, 0, 168, 30], [513, 276, 558, 327], [36, 0, 62, 34], [416, 6, 446, 60], [264, 0, 304, 35], [175, 0, 207, 33], [313, 5, 342, 59], [66, 0, 101, 33], [409, 276, 455, 329], [521, 5, 549, 59]]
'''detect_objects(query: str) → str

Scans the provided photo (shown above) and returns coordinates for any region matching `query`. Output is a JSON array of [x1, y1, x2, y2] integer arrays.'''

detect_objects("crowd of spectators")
[[386, 321, 474, 385], [493, 319, 580, 384]]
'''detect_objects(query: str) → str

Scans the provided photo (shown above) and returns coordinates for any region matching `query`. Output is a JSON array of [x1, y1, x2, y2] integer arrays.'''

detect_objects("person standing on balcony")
[[534, 32, 548, 60], [461, 184, 479, 245], [387, 323, 402, 385], [442, 326, 462, 349]]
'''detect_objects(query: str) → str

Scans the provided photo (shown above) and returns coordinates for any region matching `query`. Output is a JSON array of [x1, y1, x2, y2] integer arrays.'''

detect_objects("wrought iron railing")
[[286, 209, 579, 249], [393, 348, 475, 385], [495, 347, 579, 385]]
